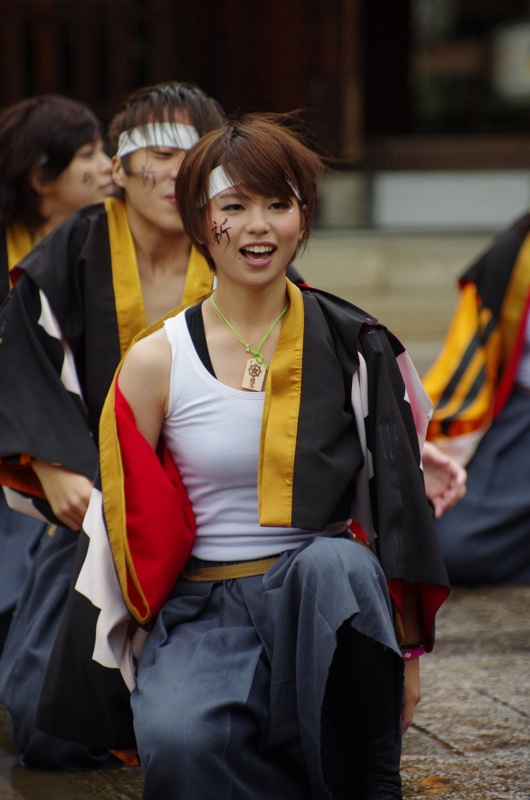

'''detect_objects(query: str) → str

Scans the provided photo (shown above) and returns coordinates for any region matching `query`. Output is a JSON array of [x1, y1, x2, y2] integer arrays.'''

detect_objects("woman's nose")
[[246, 208, 270, 233]]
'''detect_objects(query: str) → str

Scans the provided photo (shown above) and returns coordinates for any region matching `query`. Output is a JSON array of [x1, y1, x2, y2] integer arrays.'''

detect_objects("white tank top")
[[162, 310, 335, 560]]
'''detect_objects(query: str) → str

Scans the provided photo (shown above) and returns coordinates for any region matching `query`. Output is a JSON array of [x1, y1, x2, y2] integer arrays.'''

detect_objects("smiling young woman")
[[46, 113, 449, 799]]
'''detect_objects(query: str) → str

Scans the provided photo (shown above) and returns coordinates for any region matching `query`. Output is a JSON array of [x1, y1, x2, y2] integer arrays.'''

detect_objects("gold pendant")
[[241, 357, 266, 391]]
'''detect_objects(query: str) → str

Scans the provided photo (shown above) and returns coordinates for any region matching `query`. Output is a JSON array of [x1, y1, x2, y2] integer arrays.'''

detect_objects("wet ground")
[[0, 584, 528, 799], [402, 585, 530, 800]]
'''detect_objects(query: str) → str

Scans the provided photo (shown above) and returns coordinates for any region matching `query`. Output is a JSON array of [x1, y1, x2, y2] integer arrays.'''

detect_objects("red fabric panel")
[[348, 519, 370, 544], [114, 382, 196, 619], [388, 579, 450, 653], [0, 462, 46, 499]]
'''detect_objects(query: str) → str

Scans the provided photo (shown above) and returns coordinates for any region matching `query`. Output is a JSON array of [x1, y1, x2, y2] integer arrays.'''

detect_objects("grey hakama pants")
[[436, 389, 530, 584], [0, 525, 116, 770], [132, 535, 402, 800], [0, 491, 44, 654]]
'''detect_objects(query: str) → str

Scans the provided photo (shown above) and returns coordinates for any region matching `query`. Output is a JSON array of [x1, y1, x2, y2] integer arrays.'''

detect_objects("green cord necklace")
[[210, 294, 289, 391]]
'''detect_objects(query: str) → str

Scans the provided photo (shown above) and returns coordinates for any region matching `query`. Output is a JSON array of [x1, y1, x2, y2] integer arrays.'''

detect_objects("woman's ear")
[[28, 166, 50, 197], [111, 155, 126, 189], [298, 203, 308, 240]]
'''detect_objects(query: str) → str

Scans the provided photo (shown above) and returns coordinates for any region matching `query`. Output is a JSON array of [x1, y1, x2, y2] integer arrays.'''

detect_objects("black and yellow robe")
[[37, 281, 450, 751], [424, 213, 530, 464], [0, 222, 34, 304], [0, 197, 213, 521]]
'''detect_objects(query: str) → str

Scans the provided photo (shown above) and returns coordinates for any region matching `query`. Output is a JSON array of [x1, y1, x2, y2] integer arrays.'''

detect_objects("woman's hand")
[[422, 440, 467, 519], [31, 459, 93, 531], [401, 658, 421, 733]]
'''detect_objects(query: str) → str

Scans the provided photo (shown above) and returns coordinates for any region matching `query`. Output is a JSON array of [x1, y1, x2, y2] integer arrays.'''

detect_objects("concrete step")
[[298, 228, 496, 374], [299, 229, 493, 292]]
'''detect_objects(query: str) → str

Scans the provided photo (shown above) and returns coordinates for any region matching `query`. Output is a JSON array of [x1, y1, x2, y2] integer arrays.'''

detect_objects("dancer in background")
[[425, 213, 530, 584], [0, 94, 113, 653], [0, 82, 225, 770]]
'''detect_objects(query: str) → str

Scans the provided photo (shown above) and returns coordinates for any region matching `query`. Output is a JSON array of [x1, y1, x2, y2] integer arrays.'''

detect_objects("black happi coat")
[[37, 280, 449, 751], [0, 198, 213, 520]]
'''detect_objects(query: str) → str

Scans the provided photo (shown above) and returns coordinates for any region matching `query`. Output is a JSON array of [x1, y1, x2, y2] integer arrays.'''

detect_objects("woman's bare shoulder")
[[120, 328, 172, 388]]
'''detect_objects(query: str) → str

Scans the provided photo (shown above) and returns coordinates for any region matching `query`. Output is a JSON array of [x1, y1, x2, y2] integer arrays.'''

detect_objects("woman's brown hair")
[[175, 113, 326, 269]]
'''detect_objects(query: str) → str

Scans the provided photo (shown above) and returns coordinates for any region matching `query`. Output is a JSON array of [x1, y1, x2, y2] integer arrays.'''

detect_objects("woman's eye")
[[271, 201, 289, 210], [221, 203, 243, 212], [79, 147, 95, 159]]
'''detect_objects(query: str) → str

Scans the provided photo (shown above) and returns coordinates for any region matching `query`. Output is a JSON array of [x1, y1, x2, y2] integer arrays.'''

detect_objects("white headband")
[[116, 122, 199, 157], [208, 165, 236, 199], [206, 165, 301, 203]]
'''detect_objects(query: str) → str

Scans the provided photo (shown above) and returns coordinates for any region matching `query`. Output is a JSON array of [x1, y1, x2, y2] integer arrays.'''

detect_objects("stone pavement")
[[0, 584, 528, 799], [402, 585, 529, 800]]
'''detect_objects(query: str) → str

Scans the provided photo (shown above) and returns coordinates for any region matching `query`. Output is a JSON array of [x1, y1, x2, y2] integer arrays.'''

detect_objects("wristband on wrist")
[[401, 644, 425, 661]]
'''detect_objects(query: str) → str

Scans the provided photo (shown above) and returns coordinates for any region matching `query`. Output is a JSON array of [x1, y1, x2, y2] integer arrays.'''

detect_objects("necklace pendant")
[[241, 357, 266, 391]]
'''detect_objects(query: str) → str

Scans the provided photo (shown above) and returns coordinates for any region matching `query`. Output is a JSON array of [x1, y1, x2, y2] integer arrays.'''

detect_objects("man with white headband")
[[0, 81, 225, 771]]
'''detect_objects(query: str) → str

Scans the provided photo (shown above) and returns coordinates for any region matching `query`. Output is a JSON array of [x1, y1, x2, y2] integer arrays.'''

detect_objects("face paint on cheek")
[[211, 218, 231, 246], [81, 171, 93, 186], [136, 164, 156, 190]]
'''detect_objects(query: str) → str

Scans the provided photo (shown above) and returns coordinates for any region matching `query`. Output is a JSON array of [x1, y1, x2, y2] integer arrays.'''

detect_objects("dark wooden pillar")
[[0, 0, 28, 104], [32, 0, 65, 93], [340, 0, 364, 163], [70, 0, 103, 108], [363, 0, 412, 135], [147, 0, 180, 84], [104, 0, 138, 106]]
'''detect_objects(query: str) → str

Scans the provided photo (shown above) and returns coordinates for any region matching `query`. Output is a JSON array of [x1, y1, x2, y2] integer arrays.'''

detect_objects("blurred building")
[[2, 0, 530, 230]]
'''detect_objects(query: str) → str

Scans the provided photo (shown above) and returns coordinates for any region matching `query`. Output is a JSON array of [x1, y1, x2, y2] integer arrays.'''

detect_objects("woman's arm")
[[116, 329, 172, 451], [400, 588, 422, 733]]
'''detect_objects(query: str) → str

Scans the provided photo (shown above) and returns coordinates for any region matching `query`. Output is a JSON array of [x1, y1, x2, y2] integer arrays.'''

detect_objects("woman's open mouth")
[[240, 244, 276, 262]]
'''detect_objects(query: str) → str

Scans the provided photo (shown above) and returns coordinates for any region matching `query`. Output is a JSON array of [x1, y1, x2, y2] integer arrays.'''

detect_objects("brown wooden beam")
[[364, 135, 530, 170]]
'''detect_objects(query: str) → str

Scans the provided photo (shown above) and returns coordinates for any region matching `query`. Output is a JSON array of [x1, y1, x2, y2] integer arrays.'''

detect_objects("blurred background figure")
[[0, 94, 114, 655], [424, 212, 530, 585], [0, 81, 225, 771], [0, 94, 114, 302]]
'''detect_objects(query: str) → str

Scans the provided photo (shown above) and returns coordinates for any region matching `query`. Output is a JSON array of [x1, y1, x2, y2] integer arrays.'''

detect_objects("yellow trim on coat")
[[424, 283, 501, 438], [105, 197, 213, 357], [105, 197, 147, 358], [258, 279, 304, 526], [499, 231, 530, 367], [98, 378, 144, 619], [101, 297, 213, 621], [6, 224, 33, 287]]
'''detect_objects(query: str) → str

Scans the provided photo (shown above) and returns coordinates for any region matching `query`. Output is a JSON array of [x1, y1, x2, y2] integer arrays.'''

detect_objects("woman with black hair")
[[0, 94, 114, 303], [0, 94, 113, 653]]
